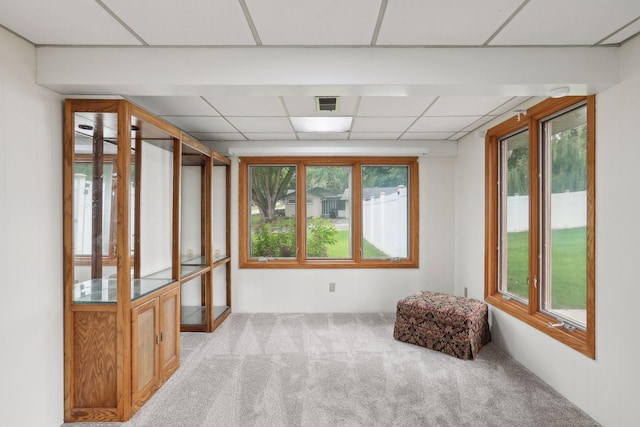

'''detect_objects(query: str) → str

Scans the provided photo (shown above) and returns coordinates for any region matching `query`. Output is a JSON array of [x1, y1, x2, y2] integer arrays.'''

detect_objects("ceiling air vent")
[[316, 96, 339, 112]]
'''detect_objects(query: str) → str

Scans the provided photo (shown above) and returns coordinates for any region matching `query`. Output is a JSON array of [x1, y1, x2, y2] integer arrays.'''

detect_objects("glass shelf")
[[181, 255, 207, 266], [214, 305, 230, 320], [181, 306, 206, 326], [73, 277, 176, 304]]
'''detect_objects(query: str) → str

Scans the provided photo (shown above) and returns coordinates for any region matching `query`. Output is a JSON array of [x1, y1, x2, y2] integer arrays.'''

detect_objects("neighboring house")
[[284, 187, 346, 218]]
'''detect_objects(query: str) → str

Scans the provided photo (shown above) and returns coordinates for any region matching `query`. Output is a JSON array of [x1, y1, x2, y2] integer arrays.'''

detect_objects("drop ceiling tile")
[[226, 117, 293, 133], [283, 96, 358, 116], [462, 116, 499, 132], [297, 133, 349, 140], [350, 132, 403, 140], [101, 0, 255, 45], [409, 116, 482, 133], [204, 96, 286, 116], [601, 19, 640, 44], [490, 0, 640, 45], [189, 132, 247, 141], [128, 96, 217, 116], [400, 132, 455, 140], [243, 133, 298, 140], [449, 132, 471, 141], [351, 117, 416, 133], [426, 96, 512, 116], [489, 97, 534, 116], [245, 0, 381, 45], [0, 0, 141, 45], [357, 96, 437, 117], [377, 0, 523, 45], [161, 116, 236, 133]]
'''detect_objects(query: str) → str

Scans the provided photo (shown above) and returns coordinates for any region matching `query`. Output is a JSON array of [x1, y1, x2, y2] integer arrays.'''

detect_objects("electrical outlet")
[[329, 282, 336, 292]]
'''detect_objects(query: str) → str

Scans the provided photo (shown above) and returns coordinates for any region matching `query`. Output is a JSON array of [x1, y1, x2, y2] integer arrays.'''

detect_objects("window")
[[485, 96, 595, 358], [239, 157, 418, 268]]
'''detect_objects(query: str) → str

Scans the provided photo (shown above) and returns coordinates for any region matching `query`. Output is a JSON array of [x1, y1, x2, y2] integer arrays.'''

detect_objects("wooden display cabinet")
[[64, 99, 179, 422], [63, 99, 231, 422]]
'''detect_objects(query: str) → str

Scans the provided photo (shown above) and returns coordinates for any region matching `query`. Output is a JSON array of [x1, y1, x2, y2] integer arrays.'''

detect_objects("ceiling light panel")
[[377, 0, 523, 45], [490, 0, 640, 45], [357, 96, 438, 117], [101, 0, 256, 45], [290, 117, 353, 133], [127, 96, 218, 116], [298, 132, 349, 140], [245, 0, 382, 45], [0, 0, 141, 45], [204, 96, 286, 116]]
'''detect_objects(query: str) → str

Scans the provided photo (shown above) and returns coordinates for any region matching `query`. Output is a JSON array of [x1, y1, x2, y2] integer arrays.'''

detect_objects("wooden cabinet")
[[179, 135, 231, 332], [132, 285, 179, 411], [63, 99, 232, 422], [63, 99, 230, 422]]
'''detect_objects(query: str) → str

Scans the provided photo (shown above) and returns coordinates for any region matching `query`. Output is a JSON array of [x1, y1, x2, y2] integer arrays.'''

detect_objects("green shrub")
[[306, 217, 338, 257]]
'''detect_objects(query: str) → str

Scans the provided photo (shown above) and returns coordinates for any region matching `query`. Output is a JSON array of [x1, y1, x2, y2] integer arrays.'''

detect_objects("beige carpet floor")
[[64, 313, 599, 427]]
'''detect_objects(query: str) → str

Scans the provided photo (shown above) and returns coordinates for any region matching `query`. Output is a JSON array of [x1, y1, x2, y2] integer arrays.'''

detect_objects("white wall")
[[227, 154, 456, 313], [454, 36, 640, 427], [0, 28, 64, 426]]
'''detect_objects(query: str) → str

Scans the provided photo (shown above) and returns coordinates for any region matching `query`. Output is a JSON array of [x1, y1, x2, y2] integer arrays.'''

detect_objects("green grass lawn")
[[506, 227, 586, 309], [324, 230, 388, 258]]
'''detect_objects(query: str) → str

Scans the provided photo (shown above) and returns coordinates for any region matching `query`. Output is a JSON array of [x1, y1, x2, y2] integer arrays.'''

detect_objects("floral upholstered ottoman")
[[393, 291, 491, 360]]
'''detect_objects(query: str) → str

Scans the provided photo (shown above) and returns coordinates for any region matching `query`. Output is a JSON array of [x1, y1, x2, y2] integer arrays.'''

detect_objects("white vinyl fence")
[[362, 187, 408, 257], [507, 190, 587, 232]]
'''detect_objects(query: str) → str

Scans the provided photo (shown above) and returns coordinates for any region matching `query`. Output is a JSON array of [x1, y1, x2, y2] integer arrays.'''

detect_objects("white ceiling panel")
[[357, 96, 437, 117], [243, 133, 298, 140], [226, 117, 293, 133], [189, 132, 246, 141], [245, 0, 382, 45], [409, 116, 482, 133], [101, 0, 255, 45], [377, 0, 523, 45], [161, 116, 236, 133], [602, 18, 640, 44], [462, 116, 499, 132], [350, 133, 403, 140], [351, 117, 416, 133], [128, 96, 217, 116], [205, 96, 286, 116], [426, 96, 512, 116], [298, 133, 349, 140], [491, 0, 640, 45], [400, 132, 455, 140], [489, 97, 533, 116], [0, 0, 141, 45], [449, 132, 471, 140], [283, 96, 358, 116]]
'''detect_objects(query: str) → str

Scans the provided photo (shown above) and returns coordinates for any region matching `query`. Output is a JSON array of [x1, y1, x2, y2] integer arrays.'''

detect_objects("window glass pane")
[[305, 166, 352, 259], [249, 165, 297, 259], [361, 166, 409, 259], [542, 105, 587, 327], [499, 130, 529, 302]]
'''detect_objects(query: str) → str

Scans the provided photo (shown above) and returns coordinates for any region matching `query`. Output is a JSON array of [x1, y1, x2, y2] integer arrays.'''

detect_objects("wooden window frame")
[[485, 96, 596, 359], [239, 156, 419, 269]]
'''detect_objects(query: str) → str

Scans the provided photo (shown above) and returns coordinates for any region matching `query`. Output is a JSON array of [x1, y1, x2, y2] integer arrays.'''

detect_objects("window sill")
[[239, 259, 418, 269], [485, 293, 595, 359]]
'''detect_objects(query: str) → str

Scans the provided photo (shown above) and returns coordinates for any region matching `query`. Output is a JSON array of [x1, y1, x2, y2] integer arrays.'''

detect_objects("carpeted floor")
[[64, 313, 599, 427]]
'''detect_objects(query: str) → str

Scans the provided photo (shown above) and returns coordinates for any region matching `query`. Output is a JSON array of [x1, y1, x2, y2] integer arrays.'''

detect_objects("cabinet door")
[[159, 286, 180, 379], [131, 298, 160, 404]]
